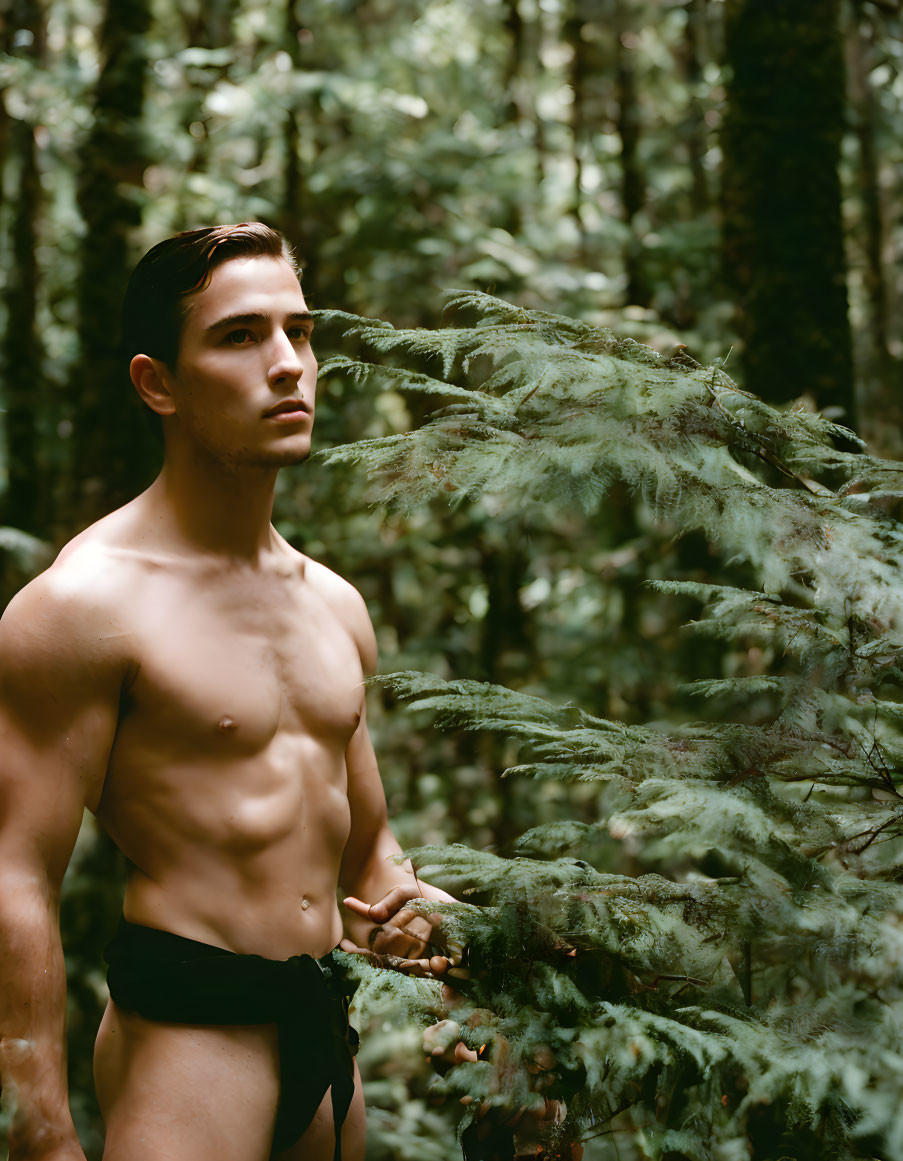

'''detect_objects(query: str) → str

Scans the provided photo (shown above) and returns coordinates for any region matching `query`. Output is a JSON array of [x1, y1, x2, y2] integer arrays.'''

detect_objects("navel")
[[217, 715, 237, 733], [300, 895, 311, 911]]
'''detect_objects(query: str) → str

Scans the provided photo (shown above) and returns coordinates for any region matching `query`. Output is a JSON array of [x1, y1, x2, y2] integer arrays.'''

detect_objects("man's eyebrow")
[[204, 310, 315, 333]]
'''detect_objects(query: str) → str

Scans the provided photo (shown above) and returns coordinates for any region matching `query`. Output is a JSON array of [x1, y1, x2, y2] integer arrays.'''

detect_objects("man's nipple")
[[217, 716, 237, 733]]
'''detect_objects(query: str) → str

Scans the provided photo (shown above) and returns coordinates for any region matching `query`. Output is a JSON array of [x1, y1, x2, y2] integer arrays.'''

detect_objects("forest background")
[[0, 0, 902, 1159]]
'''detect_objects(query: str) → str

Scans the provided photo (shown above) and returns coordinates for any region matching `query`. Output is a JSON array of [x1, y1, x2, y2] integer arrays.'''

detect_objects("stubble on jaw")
[[205, 446, 313, 474], [246, 446, 313, 471], [169, 404, 314, 473]]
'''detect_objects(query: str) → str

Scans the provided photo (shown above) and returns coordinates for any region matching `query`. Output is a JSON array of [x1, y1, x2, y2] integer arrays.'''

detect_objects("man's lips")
[[264, 398, 309, 418]]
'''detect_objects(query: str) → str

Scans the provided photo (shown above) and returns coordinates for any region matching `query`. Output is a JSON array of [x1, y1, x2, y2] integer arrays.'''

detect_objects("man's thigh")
[[272, 1061, 365, 1161], [95, 1000, 281, 1161]]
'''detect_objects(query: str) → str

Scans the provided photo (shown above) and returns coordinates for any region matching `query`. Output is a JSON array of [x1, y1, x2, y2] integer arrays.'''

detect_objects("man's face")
[[164, 255, 317, 470]]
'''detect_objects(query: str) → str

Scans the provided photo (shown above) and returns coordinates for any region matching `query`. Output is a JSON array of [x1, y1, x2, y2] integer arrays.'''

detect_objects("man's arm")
[[333, 584, 457, 974], [339, 699, 458, 973], [0, 576, 123, 1160]]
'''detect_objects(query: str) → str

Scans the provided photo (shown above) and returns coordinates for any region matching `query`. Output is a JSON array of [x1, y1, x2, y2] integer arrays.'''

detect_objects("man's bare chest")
[[118, 570, 364, 757]]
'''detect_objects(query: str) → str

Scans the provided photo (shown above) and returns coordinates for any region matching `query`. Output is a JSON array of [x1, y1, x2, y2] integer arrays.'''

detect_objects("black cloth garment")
[[103, 917, 359, 1158]]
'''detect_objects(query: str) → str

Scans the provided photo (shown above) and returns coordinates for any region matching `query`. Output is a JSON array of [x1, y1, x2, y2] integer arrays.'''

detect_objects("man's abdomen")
[[97, 737, 351, 960]]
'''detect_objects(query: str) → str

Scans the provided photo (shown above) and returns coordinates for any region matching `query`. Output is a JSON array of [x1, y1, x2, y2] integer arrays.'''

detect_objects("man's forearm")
[[340, 826, 456, 948], [0, 887, 81, 1159], [343, 825, 453, 900]]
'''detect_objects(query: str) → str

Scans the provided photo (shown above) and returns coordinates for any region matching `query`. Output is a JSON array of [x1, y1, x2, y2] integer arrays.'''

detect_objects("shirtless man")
[[0, 223, 457, 1161]]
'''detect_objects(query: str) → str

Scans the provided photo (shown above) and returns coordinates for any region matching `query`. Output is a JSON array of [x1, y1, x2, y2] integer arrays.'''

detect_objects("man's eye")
[[287, 326, 310, 342], [226, 328, 253, 345]]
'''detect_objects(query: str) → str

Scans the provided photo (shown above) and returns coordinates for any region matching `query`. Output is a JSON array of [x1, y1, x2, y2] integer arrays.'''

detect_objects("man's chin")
[[247, 445, 312, 469]]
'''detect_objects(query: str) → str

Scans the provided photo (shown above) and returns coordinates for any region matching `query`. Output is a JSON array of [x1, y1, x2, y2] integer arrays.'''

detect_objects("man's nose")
[[268, 331, 304, 384]]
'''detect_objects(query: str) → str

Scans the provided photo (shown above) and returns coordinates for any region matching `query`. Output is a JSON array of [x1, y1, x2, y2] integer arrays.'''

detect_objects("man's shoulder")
[[295, 553, 378, 673], [0, 518, 141, 673], [301, 554, 364, 608], [2, 563, 115, 658], [0, 538, 130, 798]]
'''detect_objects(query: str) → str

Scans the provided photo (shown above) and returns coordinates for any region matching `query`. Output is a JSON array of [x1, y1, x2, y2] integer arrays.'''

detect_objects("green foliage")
[[316, 291, 903, 611], [326, 295, 903, 1160]]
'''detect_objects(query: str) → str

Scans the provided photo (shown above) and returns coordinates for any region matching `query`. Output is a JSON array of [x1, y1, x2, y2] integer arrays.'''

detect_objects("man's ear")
[[130, 354, 177, 417]]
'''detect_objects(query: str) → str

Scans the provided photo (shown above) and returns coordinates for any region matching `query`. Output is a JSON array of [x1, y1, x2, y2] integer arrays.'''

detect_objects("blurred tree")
[[565, 0, 590, 252], [668, 0, 711, 332], [180, 0, 236, 48], [280, 0, 323, 283], [2, 0, 44, 537], [845, 0, 902, 457], [67, 0, 156, 529], [679, 0, 711, 223], [847, 13, 890, 374], [612, 0, 648, 308], [721, 0, 854, 419]]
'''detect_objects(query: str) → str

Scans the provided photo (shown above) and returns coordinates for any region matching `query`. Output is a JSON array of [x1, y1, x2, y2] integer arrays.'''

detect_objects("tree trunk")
[[721, 0, 854, 421], [845, 7, 899, 453], [67, 0, 155, 530], [502, 0, 524, 233], [503, 0, 524, 126], [847, 19, 888, 366], [564, 0, 588, 253], [665, 0, 712, 330], [613, 0, 649, 307], [2, 0, 45, 537], [180, 0, 235, 48], [478, 530, 534, 851], [282, 0, 321, 291], [0, 7, 13, 215], [531, 3, 547, 187], [681, 0, 710, 220]]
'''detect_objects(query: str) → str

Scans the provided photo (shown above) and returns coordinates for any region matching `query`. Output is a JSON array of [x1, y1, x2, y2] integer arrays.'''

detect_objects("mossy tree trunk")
[[721, 0, 854, 421]]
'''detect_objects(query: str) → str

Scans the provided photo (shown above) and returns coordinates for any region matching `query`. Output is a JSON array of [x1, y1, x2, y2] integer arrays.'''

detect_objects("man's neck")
[[148, 446, 281, 564]]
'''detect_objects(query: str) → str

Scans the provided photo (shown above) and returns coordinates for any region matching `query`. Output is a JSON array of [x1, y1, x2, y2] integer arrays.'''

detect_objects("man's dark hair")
[[121, 222, 299, 370]]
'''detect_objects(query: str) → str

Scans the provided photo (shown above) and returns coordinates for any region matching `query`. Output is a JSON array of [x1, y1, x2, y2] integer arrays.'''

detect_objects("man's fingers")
[[351, 884, 422, 923], [339, 940, 452, 979], [370, 919, 428, 957], [343, 889, 466, 973], [342, 893, 408, 921], [386, 954, 451, 977], [404, 912, 449, 943], [342, 896, 372, 919], [423, 1019, 460, 1057], [398, 958, 430, 976], [398, 914, 433, 944], [368, 924, 468, 973]]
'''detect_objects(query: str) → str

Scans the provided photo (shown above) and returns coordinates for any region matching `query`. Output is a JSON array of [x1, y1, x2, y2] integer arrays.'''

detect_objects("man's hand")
[[423, 1021, 576, 1160], [341, 884, 465, 977]]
